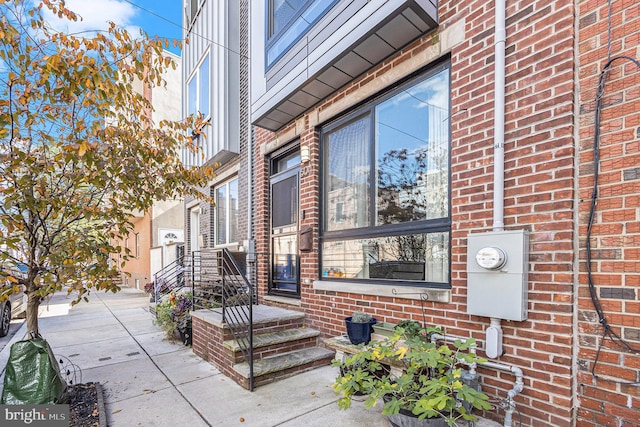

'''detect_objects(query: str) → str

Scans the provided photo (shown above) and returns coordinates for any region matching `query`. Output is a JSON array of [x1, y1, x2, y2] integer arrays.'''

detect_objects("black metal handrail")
[[187, 249, 266, 391], [219, 248, 254, 391], [153, 252, 200, 302]]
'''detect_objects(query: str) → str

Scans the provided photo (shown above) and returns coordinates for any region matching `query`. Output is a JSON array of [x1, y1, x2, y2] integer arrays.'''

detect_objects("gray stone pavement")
[[0, 287, 389, 426], [0, 288, 503, 426]]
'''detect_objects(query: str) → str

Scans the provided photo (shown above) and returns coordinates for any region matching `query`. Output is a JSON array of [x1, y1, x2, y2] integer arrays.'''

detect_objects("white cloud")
[[39, 0, 141, 36]]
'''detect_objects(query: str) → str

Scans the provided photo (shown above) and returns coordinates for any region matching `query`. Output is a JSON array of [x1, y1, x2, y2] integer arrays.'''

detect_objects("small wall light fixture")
[[300, 145, 310, 163]]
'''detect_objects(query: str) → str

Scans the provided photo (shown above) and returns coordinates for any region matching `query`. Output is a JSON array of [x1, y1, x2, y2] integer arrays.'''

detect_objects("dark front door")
[[270, 166, 300, 297]]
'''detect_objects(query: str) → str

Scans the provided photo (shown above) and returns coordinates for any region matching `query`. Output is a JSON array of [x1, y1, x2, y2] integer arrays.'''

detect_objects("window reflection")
[[273, 235, 298, 291], [322, 232, 449, 283], [266, 0, 337, 67], [376, 71, 449, 225]]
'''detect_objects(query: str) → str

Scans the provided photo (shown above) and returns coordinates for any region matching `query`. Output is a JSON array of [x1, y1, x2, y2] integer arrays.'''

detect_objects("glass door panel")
[[270, 167, 300, 296]]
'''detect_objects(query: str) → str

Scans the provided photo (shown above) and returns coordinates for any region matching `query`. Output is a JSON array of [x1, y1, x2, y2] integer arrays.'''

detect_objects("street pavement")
[[0, 287, 389, 426], [0, 317, 25, 354]]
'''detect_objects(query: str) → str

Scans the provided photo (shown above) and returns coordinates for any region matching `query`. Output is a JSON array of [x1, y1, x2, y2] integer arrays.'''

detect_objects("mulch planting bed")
[[68, 382, 103, 427]]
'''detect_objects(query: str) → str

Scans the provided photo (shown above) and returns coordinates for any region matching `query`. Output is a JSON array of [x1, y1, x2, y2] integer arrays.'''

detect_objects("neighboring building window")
[[135, 233, 140, 258], [185, 52, 210, 167], [321, 63, 451, 286], [215, 178, 239, 245], [190, 206, 201, 252], [186, 0, 201, 28], [335, 201, 345, 223], [188, 52, 210, 120], [266, 0, 337, 68]]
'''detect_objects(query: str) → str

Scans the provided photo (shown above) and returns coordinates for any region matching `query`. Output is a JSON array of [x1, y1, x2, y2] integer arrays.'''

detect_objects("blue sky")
[[42, 0, 183, 55], [128, 0, 182, 54]]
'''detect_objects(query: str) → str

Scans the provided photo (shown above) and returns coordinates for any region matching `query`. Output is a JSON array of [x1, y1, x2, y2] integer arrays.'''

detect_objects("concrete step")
[[232, 347, 335, 388], [192, 305, 305, 330], [223, 327, 320, 353]]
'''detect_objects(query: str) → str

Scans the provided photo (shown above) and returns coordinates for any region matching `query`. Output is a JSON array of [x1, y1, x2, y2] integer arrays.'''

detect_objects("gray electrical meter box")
[[466, 229, 529, 321]]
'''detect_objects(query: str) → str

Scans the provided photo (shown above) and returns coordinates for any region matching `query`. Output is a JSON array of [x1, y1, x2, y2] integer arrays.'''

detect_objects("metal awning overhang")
[[209, 149, 238, 167], [254, 0, 438, 131]]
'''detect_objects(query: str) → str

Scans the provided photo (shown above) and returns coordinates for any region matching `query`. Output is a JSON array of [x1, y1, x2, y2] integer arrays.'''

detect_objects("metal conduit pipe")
[[488, 0, 508, 366], [480, 360, 524, 427], [430, 333, 524, 427], [493, 0, 506, 232], [431, 333, 478, 376]]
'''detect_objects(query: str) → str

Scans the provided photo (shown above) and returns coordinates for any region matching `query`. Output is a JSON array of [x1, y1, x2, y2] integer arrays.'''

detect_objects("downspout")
[[246, 0, 255, 284]]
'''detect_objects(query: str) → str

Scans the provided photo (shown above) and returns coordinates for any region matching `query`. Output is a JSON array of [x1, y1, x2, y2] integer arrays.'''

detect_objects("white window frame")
[[184, 51, 211, 167], [187, 51, 210, 122], [189, 206, 201, 252], [214, 177, 239, 246]]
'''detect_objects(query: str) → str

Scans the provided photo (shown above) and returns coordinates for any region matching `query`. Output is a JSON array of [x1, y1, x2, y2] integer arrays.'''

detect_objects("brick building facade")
[[182, 0, 251, 263], [248, 1, 639, 426], [577, 0, 640, 425]]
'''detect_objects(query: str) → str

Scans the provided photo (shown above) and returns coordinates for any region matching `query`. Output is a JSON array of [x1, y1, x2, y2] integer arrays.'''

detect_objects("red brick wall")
[[577, 0, 640, 426], [449, 2, 576, 425], [253, 0, 635, 425]]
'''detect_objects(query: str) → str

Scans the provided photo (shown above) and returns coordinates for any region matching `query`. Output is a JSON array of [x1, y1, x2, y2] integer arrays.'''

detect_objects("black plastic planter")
[[345, 317, 377, 345]]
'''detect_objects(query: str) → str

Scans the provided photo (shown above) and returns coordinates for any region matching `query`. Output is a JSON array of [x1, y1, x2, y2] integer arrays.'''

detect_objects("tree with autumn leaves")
[[0, 0, 213, 336]]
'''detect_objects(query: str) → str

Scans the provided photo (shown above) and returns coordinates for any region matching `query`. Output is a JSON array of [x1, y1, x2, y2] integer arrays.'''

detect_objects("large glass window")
[[187, 52, 210, 119], [321, 64, 451, 286], [189, 206, 201, 252], [325, 115, 370, 231], [266, 0, 337, 68], [215, 178, 239, 245], [184, 53, 211, 167]]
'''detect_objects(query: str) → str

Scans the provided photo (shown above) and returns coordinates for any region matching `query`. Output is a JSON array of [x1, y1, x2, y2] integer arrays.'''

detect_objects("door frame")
[[268, 150, 301, 298]]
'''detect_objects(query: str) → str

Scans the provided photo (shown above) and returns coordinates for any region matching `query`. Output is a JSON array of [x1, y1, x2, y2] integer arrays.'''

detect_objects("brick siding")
[[577, 0, 640, 425]]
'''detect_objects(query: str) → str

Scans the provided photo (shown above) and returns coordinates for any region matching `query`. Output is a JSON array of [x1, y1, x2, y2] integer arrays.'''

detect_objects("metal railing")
[[219, 249, 254, 390], [152, 252, 200, 302], [187, 248, 258, 391]]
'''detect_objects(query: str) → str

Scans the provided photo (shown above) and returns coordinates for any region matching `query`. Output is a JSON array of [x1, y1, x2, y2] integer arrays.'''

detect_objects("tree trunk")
[[26, 292, 41, 338]]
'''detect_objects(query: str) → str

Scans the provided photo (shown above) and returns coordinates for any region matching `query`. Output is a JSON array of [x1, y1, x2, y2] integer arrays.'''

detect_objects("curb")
[[95, 382, 107, 427]]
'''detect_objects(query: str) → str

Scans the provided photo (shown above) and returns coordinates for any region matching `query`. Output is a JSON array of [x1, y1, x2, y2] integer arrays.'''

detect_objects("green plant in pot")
[[345, 310, 377, 345], [154, 291, 193, 345], [333, 326, 491, 426]]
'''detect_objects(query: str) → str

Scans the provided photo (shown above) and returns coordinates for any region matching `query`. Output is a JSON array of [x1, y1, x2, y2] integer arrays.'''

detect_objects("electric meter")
[[475, 247, 507, 270]]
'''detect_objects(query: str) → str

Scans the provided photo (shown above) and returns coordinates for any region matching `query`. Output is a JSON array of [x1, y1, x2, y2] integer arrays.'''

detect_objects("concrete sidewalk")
[[0, 288, 388, 426]]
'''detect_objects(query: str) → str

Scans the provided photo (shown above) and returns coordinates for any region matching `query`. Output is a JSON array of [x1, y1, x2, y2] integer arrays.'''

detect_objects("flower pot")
[[178, 327, 192, 346], [372, 322, 396, 337], [345, 317, 377, 345], [387, 411, 448, 427], [383, 396, 448, 427]]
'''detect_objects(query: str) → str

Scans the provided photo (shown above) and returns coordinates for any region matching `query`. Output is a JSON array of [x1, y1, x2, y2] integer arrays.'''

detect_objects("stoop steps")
[[191, 305, 335, 390]]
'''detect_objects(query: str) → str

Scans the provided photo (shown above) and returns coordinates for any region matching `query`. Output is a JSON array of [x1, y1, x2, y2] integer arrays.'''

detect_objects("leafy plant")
[[395, 319, 422, 339], [154, 291, 193, 340], [0, 1, 214, 337], [333, 327, 491, 426]]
